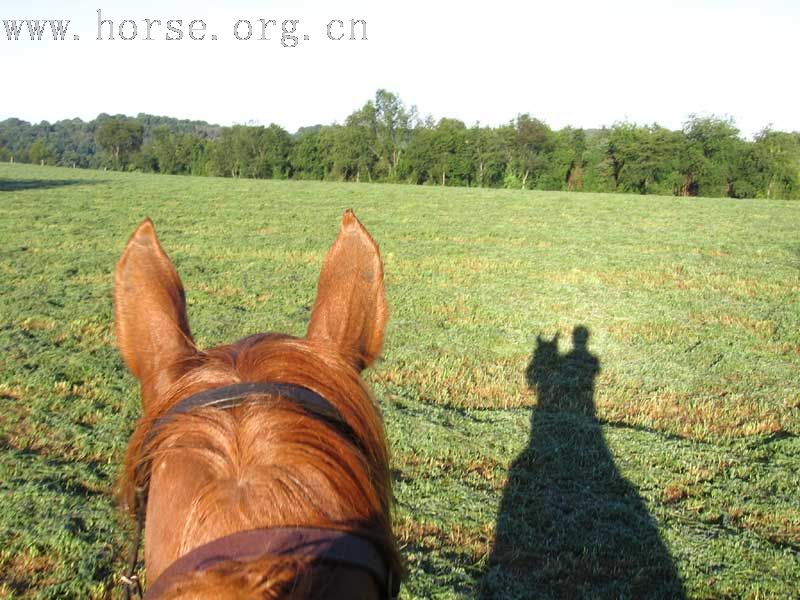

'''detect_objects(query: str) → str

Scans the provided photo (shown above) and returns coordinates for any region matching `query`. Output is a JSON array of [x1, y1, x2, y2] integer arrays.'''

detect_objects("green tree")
[[149, 126, 179, 174], [581, 129, 615, 193], [139, 127, 210, 175], [339, 105, 379, 181], [207, 124, 292, 179], [27, 139, 54, 165], [291, 130, 327, 180], [96, 117, 144, 170], [606, 123, 685, 195], [399, 125, 436, 185], [261, 124, 293, 178], [731, 129, 800, 199], [430, 119, 472, 186], [374, 89, 413, 180], [539, 127, 587, 191], [468, 125, 508, 187], [683, 116, 741, 197], [512, 115, 554, 188]]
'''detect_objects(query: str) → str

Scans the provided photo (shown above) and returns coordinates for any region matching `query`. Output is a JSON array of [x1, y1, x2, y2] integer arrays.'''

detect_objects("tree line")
[[1, 90, 798, 199]]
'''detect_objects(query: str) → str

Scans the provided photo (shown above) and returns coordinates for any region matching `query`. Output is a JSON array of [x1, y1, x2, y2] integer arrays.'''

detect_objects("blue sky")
[[1, 0, 798, 137]]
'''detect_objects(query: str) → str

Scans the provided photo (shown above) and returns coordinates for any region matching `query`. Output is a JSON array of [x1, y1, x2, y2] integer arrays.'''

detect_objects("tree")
[[605, 123, 686, 195], [429, 119, 472, 186], [374, 89, 413, 180], [468, 125, 508, 187], [291, 129, 326, 180], [334, 122, 376, 182], [261, 124, 293, 178], [731, 129, 800, 199], [205, 124, 291, 179], [140, 126, 209, 175], [399, 125, 436, 185], [539, 127, 587, 191], [339, 104, 379, 181], [512, 115, 554, 188], [27, 139, 54, 165], [96, 117, 144, 169], [149, 126, 179, 174], [580, 129, 615, 193], [683, 116, 741, 197]]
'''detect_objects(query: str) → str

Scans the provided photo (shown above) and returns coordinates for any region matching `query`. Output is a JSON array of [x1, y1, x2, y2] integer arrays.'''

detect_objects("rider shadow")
[[481, 326, 685, 599]]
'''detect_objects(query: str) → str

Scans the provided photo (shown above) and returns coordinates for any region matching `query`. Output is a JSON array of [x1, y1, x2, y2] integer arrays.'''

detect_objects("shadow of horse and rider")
[[481, 326, 685, 599]]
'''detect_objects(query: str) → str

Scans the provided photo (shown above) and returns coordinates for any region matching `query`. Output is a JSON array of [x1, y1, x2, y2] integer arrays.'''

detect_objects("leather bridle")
[[120, 382, 400, 599]]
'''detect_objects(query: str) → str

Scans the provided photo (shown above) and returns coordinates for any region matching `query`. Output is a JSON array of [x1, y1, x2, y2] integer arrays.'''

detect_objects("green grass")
[[0, 163, 798, 599]]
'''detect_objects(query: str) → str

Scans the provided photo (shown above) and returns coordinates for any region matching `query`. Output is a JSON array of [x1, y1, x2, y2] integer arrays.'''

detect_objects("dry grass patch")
[[393, 449, 505, 490], [0, 548, 59, 597], [736, 509, 800, 549], [595, 389, 788, 439], [690, 312, 778, 340], [376, 355, 533, 409], [394, 514, 494, 564]]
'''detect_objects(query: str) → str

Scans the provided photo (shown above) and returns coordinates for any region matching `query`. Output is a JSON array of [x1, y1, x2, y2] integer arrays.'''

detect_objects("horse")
[[114, 210, 402, 599]]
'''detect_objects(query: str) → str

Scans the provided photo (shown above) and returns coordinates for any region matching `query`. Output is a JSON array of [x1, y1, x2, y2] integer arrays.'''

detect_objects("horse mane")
[[119, 332, 401, 592]]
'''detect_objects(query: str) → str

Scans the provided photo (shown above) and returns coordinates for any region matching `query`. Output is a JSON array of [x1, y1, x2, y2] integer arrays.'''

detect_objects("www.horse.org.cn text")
[[2, 10, 369, 47]]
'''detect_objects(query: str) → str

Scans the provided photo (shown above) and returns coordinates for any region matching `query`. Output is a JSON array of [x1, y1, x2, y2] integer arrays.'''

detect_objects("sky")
[[1, 0, 798, 138]]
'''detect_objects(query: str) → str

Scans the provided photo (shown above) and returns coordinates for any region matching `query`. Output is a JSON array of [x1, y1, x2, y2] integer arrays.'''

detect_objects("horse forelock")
[[119, 333, 400, 592]]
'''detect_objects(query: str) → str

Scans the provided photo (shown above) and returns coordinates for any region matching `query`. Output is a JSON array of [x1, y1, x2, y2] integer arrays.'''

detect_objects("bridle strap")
[[144, 527, 400, 599], [121, 381, 398, 599], [142, 382, 359, 456]]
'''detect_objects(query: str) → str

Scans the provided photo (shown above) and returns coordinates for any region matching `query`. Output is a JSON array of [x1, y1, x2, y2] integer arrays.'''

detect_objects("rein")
[[120, 381, 399, 599]]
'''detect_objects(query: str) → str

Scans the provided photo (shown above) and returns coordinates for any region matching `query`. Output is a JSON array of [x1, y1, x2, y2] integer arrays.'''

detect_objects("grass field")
[[0, 163, 798, 599]]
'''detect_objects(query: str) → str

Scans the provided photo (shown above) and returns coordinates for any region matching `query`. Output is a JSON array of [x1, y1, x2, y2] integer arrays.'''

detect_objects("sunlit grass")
[[1, 164, 798, 598]]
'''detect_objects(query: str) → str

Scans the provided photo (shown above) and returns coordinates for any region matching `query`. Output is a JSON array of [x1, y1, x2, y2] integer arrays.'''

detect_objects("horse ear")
[[307, 210, 387, 371], [114, 219, 196, 390]]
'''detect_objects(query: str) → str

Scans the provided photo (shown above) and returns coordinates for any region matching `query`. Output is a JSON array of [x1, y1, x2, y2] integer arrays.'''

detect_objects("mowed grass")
[[0, 163, 798, 599]]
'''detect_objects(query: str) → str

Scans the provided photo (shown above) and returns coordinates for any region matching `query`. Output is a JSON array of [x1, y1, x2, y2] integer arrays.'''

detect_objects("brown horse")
[[115, 210, 401, 599]]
